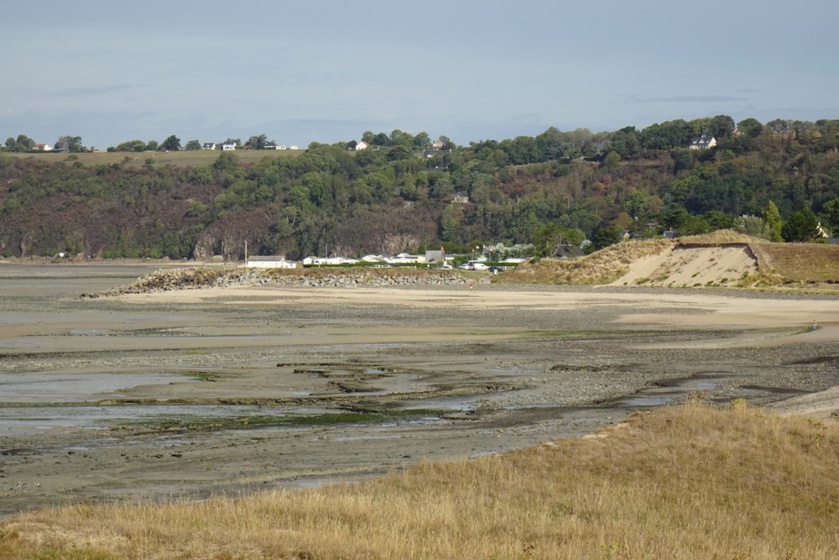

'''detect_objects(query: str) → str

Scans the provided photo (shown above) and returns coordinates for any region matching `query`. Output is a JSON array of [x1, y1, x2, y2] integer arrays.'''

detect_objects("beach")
[[1, 262, 838, 517]]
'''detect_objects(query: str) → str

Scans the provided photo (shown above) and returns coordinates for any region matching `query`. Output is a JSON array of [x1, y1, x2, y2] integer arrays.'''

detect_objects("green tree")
[[733, 215, 772, 240], [601, 151, 621, 170], [782, 208, 821, 242], [54, 135, 84, 152], [589, 225, 623, 252], [113, 139, 146, 152], [820, 198, 839, 233], [737, 118, 764, 138], [761, 201, 784, 242], [246, 134, 269, 150], [185, 139, 202, 151], [14, 134, 35, 152], [413, 132, 431, 150], [160, 135, 181, 151]]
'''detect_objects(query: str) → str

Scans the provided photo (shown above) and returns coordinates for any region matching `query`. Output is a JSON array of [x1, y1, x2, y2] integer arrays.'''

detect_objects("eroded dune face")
[[611, 245, 758, 287]]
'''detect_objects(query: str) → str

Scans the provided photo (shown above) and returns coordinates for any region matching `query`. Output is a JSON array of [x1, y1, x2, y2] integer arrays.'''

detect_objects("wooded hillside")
[[1, 116, 838, 260]]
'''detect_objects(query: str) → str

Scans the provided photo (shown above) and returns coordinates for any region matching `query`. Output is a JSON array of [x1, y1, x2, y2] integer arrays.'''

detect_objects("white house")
[[689, 135, 717, 150], [303, 256, 359, 266], [202, 143, 217, 150], [355, 141, 369, 151], [222, 141, 238, 151], [35, 144, 53, 151], [246, 256, 297, 269], [386, 253, 424, 265]]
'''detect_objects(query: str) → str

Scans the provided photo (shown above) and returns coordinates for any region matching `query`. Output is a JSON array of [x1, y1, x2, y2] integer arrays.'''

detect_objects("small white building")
[[355, 141, 369, 151], [386, 253, 424, 265], [246, 256, 297, 269], [303, 256, 359, 266], [222, 141, 238, 151]]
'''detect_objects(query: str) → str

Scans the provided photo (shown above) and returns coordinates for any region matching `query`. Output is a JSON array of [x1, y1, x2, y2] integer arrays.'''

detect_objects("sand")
[[1, 264, 838, 518]]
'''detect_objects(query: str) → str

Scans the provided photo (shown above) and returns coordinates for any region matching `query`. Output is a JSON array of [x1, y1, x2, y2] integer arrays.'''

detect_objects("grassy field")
[[2, 401, 838, 559], [1, 149, 303, 168]]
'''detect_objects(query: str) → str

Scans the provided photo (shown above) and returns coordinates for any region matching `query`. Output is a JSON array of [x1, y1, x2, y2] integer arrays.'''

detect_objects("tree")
[[185, 139, 202, 151], [709, 115, 736, 138], [13, 134, 35, 152], [782, 208, 821, 242], [413, 132, 431, 150], [160, 135, 181, 151], [733, 215, 772, 240], [146, 140, 159, 152], [761, 201, 784, 242], [54, 135, 84, 152], [589, 225, 624, 252], [737, 118, 764, 138], [821, 198, 839, 234], [113, 139, 146, 152], [246, 134, 268, 150], [601, 151, 621, 170]]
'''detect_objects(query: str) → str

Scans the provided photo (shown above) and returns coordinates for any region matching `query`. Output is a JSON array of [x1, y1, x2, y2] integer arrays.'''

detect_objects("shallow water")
[[0, 372, 189, 403]]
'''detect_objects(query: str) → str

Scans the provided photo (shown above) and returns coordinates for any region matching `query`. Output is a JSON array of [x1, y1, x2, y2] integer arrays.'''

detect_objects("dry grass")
[[752, 242, 839, 284], [496, 238, 674, 285], [3, 401, 838, 559], [675, 230, 760, 246]]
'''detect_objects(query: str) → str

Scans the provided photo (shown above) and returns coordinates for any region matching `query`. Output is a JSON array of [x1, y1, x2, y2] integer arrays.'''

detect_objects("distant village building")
[[452, 191, 470, 204], [202, 143, 217, 150], [424, 249, 445, 265], [355, 141, 369, 151], [222, 141, 237, 151], [246, 256, 297, 269], [689, 135, 717, 150], [35, 144, 53, 151]]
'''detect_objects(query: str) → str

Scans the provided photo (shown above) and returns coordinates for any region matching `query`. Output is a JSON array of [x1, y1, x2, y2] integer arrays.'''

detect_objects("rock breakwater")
[[85, 267, 471, 297]]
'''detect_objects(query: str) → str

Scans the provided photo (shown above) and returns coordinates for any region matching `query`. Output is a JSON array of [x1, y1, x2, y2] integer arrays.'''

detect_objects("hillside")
[[497, 232, 839, 288], [2, 118, 839, 262]]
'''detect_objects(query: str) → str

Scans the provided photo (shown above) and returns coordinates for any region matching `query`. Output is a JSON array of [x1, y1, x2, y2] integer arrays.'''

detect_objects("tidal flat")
[[1, 262, 838, 517]]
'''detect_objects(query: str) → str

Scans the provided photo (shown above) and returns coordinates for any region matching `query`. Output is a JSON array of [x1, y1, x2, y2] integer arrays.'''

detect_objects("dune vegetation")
[[2, 400, 838, 559]]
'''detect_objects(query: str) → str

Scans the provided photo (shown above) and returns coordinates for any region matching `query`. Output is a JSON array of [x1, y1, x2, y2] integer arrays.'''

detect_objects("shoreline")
[[1, 265, 838, 518]]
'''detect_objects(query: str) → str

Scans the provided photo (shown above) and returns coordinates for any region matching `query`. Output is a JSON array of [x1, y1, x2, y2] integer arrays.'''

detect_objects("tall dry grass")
[[2, 401, 838, 559]]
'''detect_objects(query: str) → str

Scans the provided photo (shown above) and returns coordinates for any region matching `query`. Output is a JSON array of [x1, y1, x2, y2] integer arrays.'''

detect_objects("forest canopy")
[[1, 116, 838, 260]]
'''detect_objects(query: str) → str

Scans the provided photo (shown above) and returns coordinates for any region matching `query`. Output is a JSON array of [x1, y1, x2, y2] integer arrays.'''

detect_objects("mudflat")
[[1, 263, 838, 518]]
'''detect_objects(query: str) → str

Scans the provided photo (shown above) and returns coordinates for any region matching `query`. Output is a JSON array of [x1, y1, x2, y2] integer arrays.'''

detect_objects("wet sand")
[[2, 263, 838, 517]]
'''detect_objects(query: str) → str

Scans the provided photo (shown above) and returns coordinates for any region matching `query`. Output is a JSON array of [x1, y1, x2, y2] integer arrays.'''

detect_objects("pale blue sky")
[[2, 0, 837, 150]]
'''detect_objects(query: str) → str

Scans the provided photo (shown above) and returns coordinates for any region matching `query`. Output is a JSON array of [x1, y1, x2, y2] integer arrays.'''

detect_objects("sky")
[[2, 0, 838, 150]]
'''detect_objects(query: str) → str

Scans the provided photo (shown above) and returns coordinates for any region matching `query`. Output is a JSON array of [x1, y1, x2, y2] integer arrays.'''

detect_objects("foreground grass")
[[2, 401, 838, 559]]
